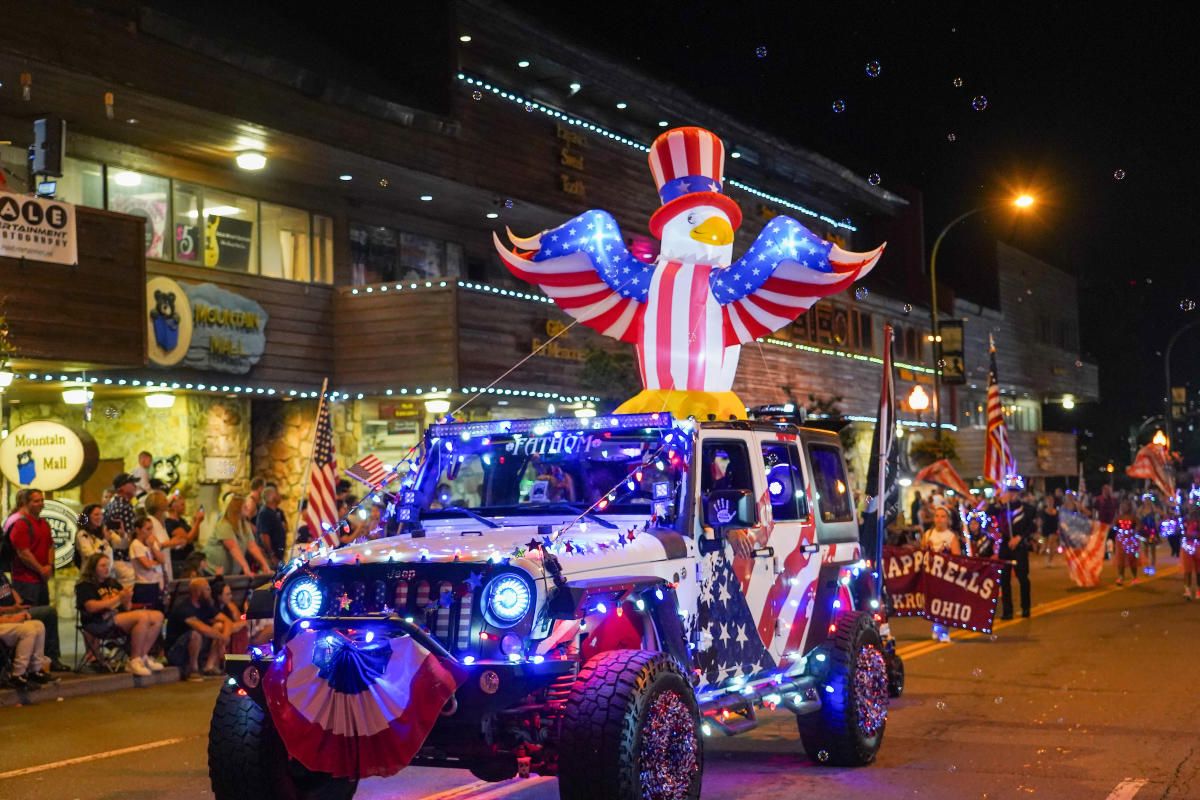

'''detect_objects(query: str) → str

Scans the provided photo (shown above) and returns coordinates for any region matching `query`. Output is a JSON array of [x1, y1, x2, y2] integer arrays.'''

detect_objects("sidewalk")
[[1, 665, 182, 708], [888, 548, 1186, 646]]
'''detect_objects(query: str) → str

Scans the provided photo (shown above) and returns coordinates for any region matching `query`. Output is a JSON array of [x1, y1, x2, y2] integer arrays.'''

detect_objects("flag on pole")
[[983, 335, 1017, 487], [860, 324, 897, 569], [303, 398, 339, 548], [915, 458, 974, 498], [1126, 442, 1175, 497], [346, 453, 394, 491], [1058, 510, 1107, 587]]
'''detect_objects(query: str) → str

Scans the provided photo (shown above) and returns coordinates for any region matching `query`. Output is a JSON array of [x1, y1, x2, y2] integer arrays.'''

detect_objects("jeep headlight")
[[485, 575, 531, 627], [284, 577, 324, 620]]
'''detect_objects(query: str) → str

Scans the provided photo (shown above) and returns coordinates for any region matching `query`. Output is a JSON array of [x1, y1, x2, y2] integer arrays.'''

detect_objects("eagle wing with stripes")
[[493, 209, 651, 343], [712, 215, 885, 345]]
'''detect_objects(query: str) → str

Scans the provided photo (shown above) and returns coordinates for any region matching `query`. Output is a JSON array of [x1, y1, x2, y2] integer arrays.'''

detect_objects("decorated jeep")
[[209, 410, 900, 799]]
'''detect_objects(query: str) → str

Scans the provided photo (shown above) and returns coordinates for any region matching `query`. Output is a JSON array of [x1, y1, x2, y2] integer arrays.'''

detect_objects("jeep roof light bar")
[[426, 412, 678, 440]]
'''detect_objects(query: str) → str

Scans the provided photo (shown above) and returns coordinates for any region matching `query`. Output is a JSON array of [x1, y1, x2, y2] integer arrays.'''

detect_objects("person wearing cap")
[[994, 482, 1035, 619], [103, 472, 139, 586]]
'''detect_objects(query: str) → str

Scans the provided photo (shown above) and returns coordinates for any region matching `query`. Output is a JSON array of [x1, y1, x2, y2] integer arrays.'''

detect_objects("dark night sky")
[[513, 0, 1200, 469]]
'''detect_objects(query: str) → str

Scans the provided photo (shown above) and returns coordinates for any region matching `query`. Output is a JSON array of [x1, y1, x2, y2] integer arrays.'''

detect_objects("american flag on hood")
[[303, 398, 339, 549]]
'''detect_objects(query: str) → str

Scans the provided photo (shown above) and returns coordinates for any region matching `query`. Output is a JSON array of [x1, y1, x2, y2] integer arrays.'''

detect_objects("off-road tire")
[[797, 611, 888, 766], [887, 650, 905, 698], [559, 650, 702, 800], [208, 684, 358, 800]]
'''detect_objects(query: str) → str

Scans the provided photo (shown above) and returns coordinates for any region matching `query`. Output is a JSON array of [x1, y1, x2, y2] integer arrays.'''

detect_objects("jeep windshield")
[[414, 418, 688, 521]]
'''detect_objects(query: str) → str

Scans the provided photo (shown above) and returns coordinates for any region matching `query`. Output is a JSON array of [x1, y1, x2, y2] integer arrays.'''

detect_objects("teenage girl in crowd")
[[922, 506, 961, 643], [1113, 499, 1141, 586], [1136, 495, 1159, 576]]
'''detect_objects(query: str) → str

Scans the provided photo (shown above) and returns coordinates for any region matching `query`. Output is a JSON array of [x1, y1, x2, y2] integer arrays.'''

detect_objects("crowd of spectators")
[[1, 461, 283, 689]]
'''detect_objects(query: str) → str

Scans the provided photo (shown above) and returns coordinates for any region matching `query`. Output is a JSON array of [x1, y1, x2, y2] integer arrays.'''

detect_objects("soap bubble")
[[935, 700, 947, 711], [947, 765, 958, 773], [756, 45, 768, 58], [867, 173, 882, 186], [471, 90, 482, 101], [972, 667, 984, 678], [971, 95, 988, 111], [994, 696, 1004, 704], [524, 103, 534, 113], [902, 303, 912, 314], [104, 406, 121, 419], [953, 77, 964, 88], [855, 286, 869, 300], [1113, 169, 1126, 181], [937, 359, 947, 370], [947, 132, 957, 142], [1074, 360, 1083, 368], [832, 99, 846, 113], [990, 634, 998, 641], [865, 61, 881, 78], [378, 178, 389, 188], [817, 749, 830, 763], [1181, 299, 1197, 312], [1121, 610, 1130, 618], [504, 198, 514, 208]]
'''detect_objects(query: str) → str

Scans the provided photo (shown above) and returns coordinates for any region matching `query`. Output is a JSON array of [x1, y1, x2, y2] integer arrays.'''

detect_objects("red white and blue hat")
[[647, 126, 743, 239]]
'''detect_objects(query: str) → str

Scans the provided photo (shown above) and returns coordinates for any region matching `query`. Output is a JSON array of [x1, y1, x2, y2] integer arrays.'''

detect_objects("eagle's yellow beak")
[[689, 216, 734, 246]]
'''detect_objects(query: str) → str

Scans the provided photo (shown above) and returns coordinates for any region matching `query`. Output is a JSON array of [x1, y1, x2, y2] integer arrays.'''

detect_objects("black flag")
[[860, 324, 898, 573]]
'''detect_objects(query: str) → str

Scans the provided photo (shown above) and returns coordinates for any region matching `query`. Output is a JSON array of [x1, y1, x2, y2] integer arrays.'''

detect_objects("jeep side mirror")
[[704, 488, 758, 531]]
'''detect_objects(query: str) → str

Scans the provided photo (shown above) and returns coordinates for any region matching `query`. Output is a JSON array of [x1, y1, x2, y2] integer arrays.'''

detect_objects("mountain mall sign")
[[147, 276, 268, 374], [0, 420, 98, 491]]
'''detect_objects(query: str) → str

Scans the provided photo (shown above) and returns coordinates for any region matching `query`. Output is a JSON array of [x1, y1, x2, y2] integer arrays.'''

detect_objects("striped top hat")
[[647, 126, 743, 239]]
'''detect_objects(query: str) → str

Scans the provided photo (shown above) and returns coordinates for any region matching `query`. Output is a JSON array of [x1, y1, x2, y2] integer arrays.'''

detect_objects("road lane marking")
[[0, 737, 190, 780], [419, 776, 554, 800], [895, 566, 1181, 660], [1105, 778, 1148, 799]]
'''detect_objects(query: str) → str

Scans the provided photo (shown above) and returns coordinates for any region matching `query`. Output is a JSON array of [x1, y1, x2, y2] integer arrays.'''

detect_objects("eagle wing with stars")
[[493, 209, 653, 344], [710, 216, 885, 346]]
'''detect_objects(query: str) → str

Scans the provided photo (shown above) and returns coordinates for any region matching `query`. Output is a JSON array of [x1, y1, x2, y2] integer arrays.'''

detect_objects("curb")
[[1, 666, 182, 708]]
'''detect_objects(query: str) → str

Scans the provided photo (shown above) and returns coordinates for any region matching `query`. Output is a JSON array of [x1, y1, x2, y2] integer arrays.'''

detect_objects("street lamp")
[[1152, 429, 1169, 448], [928, 193, 1037, 431], [1163, 318, 1200, 448], [907, 384, 930, 427]]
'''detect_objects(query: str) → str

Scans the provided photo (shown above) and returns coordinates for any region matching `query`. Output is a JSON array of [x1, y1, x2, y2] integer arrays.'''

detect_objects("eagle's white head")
[[657, 204, 735, 266]]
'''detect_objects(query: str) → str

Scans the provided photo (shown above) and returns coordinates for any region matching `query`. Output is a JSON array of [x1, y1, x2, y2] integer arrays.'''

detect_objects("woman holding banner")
[[923, 506, 962, 643]]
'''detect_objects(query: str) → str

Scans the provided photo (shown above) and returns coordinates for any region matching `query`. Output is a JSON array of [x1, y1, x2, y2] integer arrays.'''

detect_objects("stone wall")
[[7, 395, 249, 505]]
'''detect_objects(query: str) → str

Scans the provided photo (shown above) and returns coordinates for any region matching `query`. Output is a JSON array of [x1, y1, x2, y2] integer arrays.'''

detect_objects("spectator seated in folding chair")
[[0, 604, 56, 690], [74, 553, 163, 677]]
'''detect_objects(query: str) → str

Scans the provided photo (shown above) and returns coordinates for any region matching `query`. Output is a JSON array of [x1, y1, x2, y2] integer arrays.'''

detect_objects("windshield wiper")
[[424, 505, 500, 529], [536, 502, 619, 530]]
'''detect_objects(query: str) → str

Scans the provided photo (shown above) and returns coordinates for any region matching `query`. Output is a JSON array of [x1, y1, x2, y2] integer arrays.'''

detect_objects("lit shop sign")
[[43, 499, 82, 571], [147, 276, 268, 374], [0, 420, 99, 491], [0, 189, 77, 266]]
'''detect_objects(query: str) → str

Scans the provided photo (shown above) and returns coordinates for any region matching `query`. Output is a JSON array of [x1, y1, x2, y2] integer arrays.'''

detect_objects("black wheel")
[[887, 650, 905, 698], [797, 611, 889, 767], [559, 650, 702, 800], [208, 684, 358, 800]]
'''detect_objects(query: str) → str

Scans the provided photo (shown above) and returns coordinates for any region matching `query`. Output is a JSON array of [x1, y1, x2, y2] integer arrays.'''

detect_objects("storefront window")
[[172, 183, 256, 272], [260, 202, 310, 280], [106, 168, 169, 259], [58, 157, 103, 208], [350, 221, 462, 285], [350, 223, 398, 284], [312, 214, 334, 284]]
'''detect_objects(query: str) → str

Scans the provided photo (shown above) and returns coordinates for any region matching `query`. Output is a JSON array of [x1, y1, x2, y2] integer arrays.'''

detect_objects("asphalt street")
[[1, 556, 1197, 800]]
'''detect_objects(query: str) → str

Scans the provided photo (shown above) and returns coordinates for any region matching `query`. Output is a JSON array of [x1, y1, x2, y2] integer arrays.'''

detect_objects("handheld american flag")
[[346, 453, 394, 492], [302, 396, 339, 549], [983, 335, 1017, 487]]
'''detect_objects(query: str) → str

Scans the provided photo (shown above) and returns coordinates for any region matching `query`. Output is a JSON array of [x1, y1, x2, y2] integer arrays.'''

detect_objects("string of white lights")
[[456, 73, 857, 232]]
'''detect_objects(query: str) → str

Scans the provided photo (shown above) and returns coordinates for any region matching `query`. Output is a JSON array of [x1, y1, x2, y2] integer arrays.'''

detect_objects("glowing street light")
[[908, 385, 930, 412], [1152, 429, 1169, 448], [1013, 194, 1036, 208]]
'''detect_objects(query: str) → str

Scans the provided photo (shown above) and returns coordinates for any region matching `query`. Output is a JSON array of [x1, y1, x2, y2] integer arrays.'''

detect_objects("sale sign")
[[882, 546, 1006, 634]]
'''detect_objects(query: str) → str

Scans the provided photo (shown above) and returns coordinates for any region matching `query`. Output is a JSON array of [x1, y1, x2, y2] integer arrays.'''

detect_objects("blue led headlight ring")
[[485, 575, 532, 627]]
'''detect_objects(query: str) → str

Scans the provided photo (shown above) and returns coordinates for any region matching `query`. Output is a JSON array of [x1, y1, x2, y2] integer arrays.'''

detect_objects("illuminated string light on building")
[[456, 73, 855, 232]]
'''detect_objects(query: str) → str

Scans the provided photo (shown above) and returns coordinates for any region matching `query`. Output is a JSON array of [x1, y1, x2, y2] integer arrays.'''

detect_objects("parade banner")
[[883, 545, 1005, 633]]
